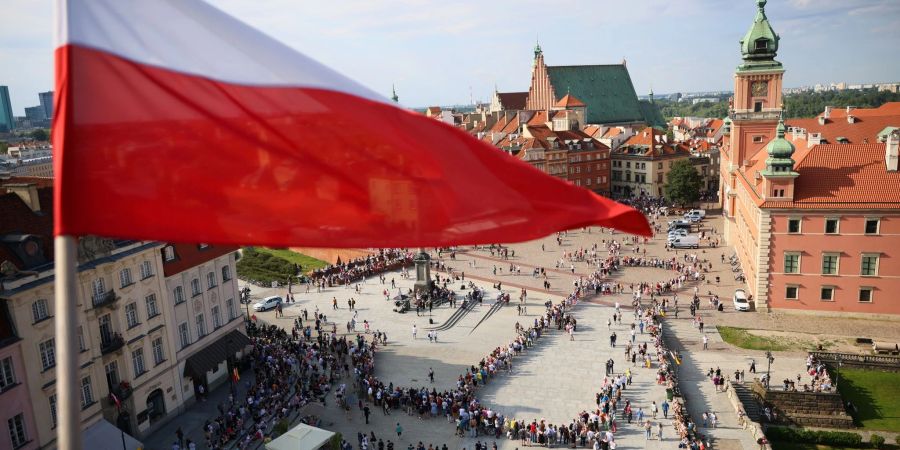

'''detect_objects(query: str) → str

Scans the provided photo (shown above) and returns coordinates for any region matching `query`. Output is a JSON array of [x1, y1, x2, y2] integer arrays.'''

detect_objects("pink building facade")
[[0, 308, 39, 450], [768, 214, 900, 315]]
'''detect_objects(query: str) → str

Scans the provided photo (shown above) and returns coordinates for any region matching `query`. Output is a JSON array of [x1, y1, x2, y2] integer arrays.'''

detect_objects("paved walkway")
[[146, 214, 836, 450]]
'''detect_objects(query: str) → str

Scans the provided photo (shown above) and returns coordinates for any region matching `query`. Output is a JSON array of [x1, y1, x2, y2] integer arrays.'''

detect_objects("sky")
[[1, 0, 899, 114]]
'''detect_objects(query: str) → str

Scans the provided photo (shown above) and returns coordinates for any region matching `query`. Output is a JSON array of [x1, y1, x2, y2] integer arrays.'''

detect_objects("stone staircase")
[[732, 382, 762, 422]]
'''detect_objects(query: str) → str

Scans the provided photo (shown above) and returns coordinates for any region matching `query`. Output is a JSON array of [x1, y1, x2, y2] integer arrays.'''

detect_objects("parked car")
[[733, 289, 750, 311], [669, 235, 700, 249], [668, 222, 693, 233], [684, 212, 703, 222], [253, 295, 282, 312]]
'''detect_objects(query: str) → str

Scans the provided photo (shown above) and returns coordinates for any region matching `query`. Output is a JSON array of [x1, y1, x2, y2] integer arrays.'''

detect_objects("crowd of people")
[[310, 250, 414, 288]]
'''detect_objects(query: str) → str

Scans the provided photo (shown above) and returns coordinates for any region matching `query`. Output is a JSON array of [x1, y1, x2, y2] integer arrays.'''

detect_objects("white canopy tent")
[[265, 423, 335, 450]]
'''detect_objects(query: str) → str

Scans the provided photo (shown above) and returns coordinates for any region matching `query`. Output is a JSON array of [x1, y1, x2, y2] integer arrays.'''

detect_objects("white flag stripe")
[[57, 0, 387, 103]]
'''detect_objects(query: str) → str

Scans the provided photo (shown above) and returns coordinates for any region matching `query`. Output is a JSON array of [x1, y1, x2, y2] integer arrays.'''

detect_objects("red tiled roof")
[[601, 128, 622, 139], [761, 143, 900, 209], [526, 111, 549, 126], [784, 103, 900, 147], [497, 92, 528, 111], [554, 94, 586, 108]]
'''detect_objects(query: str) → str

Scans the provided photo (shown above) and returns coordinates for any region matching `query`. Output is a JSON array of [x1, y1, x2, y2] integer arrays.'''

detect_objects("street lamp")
[[765, 351, 775, 389], [834, 355, 842, 390]]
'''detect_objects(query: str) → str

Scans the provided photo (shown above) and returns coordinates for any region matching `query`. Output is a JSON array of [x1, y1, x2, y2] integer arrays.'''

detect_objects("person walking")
[[662, 400, 669, 419], [412, 324, 417, 340], [644, 420, 652, 440], [364, 405, 371, 424], [428, 368, 435, 383], [657, 422, 663, 440], [651, 401, 658, 418], [703, 334, 709, 350], [396, 423, 403, 439]]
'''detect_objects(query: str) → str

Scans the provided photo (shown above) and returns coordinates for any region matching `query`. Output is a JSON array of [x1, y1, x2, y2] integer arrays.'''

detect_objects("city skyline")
[[2, 0, 899, 115]]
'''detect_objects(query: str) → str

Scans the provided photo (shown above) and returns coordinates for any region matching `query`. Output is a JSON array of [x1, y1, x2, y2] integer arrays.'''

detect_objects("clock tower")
[[732, 0, 784, 162], [722, 0, 785, 212]]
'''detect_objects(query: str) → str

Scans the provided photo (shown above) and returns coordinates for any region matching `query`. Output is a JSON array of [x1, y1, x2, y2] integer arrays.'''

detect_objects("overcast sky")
[[2, 0, 898, 114]]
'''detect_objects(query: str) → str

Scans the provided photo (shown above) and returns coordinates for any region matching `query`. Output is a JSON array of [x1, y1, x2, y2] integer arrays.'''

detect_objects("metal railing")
[[91, 289, 119, 308]]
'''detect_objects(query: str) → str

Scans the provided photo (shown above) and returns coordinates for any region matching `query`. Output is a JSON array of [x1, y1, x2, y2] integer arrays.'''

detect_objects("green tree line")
[[657, 88, 900, 120]]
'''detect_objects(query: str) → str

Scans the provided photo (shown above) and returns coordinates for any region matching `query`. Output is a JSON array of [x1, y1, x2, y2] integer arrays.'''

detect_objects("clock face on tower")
[[751, 81, 768, 97]]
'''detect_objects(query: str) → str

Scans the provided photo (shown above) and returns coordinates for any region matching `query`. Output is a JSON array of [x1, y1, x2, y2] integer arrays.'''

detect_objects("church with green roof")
[[524, 44, 666, 129]]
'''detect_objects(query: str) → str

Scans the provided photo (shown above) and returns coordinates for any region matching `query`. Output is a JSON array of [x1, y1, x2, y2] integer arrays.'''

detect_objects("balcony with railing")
[[92, 289, 120, 309], [100, 333, 124, 355], [108, 381, 133, 406]]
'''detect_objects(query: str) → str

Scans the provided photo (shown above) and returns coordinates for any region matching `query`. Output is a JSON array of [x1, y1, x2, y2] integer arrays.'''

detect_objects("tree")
[[0, 142, 8, 154], [30, 128, 49, 141], [665, 159, 703, 206]]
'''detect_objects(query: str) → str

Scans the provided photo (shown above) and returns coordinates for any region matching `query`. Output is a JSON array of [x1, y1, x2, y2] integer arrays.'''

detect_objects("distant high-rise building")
[[24, 106, 46, 122], [38, 91, 53, 120], [0, 86, 14, 131]]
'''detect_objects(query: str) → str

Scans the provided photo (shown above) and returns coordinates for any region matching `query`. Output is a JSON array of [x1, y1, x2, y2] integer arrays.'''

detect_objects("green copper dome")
[[762, 119, 798, 176], [740, 0, 779, 61]]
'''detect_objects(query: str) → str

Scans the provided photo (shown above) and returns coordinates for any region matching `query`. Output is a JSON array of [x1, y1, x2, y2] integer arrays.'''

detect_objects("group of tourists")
[[310, 249, 414, 288]]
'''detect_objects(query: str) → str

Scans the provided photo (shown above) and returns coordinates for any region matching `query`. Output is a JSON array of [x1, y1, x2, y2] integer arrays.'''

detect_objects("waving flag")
[[53, 0, 650, 247]]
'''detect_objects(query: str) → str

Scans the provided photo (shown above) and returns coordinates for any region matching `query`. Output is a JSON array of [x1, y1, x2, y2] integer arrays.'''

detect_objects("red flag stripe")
[[54, 45, 650, 246]]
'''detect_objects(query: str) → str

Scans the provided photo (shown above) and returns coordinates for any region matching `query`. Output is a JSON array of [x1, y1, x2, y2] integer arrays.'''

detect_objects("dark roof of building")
[[497, 92, 528, 111], [546, 64, 649, 125], [0, 186, 54, 271], [638, 100, 666, 129], [161, 243, 236, 277]]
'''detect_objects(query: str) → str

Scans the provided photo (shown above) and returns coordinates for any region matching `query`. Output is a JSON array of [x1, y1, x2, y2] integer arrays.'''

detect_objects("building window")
[[207, 272, 217, 289], [783, 252, 800, 274], [140, 261, 154, 279], [820, 286, 835, 302], [146, 294, 159, 318], [787, 218, 801, 233], [49, 394, 58, 429], [91, 278, 106, 300], [196, 314, 206, 338], [752, 136, 763, 143], [754, 102, 763, 112], [864, 218, 880, 235], [861, 254, 879, 276], [163, 246, 176, 261], [212, 306, 222, 329], [222, 266, 232, 282], [821, 253, 839, 275], [125, 302, 140, 328], [825, 218, 839, 234], [39, 338, 56, 371], [132, 348, 146, 377], [77, 326, 86, 351], [32, 298, 50, 323], [226, 299, 236, 321], [773, 189, 785, 197], [119, 268, 133, 288], [7, 414, 27, 448], [174, 286, 185, 304], [785, 286, 799, 300], [859, 287, 873, 303], [0, 357, 15, 391], [178, 323, 190, 349], [585, 178, 592, 186], [80, 376, 94, 408], [152, 338, 165, 365], [191, 278, 201, 296], [105, 361, 120, 387]]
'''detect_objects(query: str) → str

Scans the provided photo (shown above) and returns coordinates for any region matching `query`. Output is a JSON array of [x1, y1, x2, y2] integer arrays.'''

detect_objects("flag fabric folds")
[[53, 0, 650, 247]]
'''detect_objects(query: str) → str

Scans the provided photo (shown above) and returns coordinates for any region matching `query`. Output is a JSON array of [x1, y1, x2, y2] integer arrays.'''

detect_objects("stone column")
[[413, 249, 432, 295]]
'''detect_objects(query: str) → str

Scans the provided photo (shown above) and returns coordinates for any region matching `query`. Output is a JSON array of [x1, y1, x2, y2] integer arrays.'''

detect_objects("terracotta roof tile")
[[554, 94, 586, 108], [496, 92, 528, 111]]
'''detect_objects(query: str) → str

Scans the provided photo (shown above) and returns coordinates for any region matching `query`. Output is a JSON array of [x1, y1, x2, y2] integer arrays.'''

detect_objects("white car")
[[253, 295, 282, 312], [668, 229, 689, 238], [733, 289, 750, 311]]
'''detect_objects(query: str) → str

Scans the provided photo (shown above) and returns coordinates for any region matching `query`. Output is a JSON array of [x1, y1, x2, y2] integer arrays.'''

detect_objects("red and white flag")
[[53, 0, 650, 246]]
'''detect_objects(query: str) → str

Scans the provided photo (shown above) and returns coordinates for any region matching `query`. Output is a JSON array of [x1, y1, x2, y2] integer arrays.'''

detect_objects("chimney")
[[4, 183, 42, 212], [823, 106, 832, 119], [817, 116, 826, 125], [847, 115, 856, 124], [887, 130, 900, 172]]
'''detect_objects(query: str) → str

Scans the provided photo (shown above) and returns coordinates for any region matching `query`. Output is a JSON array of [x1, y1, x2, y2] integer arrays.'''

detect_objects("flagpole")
[[55, 235, 83, 450]]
